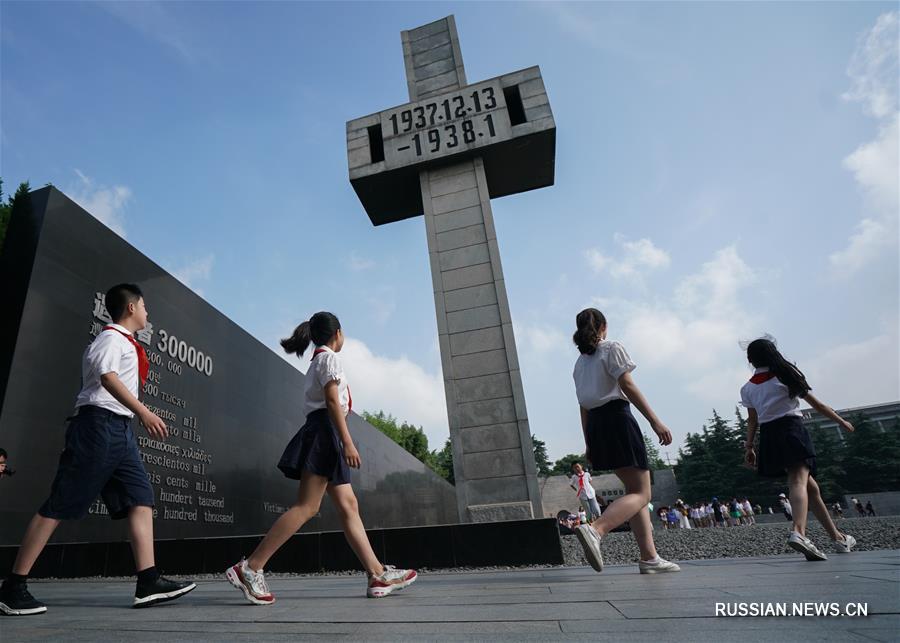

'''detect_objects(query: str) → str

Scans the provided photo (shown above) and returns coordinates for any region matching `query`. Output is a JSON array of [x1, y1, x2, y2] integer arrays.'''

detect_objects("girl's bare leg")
[[787, 464, 810, 536], [248, 471, 329, 571], [328, 483, 383, 576], [590, 467, 657, 560]]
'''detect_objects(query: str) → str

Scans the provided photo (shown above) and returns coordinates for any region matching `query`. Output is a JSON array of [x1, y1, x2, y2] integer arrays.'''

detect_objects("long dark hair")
[[746, 338, 811, 399], [281, 312, 341, 357], [573, 308, 606, 355]]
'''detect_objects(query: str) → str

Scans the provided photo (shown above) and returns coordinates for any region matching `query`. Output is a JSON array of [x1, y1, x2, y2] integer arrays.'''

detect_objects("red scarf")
[[577, 472, 586, 494], [103, 326, 149, 387], [313, 348, 352, 412], [749, 371, 776, 384]]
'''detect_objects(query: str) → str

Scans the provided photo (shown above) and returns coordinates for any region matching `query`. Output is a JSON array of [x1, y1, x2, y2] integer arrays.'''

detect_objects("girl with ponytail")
[[226, 312, 417, 604], [570, 308, 680, 576], [740, 337, 856, 561]]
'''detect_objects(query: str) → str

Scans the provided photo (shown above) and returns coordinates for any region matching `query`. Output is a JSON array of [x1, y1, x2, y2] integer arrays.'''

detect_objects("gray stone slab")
[[433, 205, 484, 234], [5, 551, 898, 642], [433, 189, 482, 218], [413, 57, 456, 82], [559, 619, 881, 641], [525, 103, 553, 121], [430, 169, 478, 198], [411, 43, 453, 69], [459, 421, 520, 452], [518, 77, 547, 99], [454, 371, 512, 403], [435, 223, 486, 253], [443, 283, 497, 313], [449, 326, 505, 357], [457, 396, 517, 428], [408, 19, 449, 42], [466, 474, 530, 503], [409, 31, 451, 55], [441, 262, 494, 292], [446, 303, 501, 334], [451, 348, 508, 379], [415, 69, 461, 96], [464, 447, 525, 479]]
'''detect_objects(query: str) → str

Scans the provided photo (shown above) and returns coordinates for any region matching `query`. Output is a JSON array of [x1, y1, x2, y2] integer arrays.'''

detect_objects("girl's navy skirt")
[[584, 399, 649, 471], [277, 409, 351, 485], [757, 414, 817, 478]]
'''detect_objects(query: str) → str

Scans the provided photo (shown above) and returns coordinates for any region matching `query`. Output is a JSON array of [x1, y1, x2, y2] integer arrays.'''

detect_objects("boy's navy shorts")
[[39, 405, 155, 520]]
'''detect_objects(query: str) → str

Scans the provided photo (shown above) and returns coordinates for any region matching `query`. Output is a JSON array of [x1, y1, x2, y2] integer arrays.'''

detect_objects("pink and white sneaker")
[[366, 565, 417, 598], [226, 559, 275, 605]]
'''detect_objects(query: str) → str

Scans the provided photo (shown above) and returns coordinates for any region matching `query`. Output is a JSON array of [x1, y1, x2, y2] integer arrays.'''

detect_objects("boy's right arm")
[[100, 372, 168, 438], [802, 393, 854, 432]]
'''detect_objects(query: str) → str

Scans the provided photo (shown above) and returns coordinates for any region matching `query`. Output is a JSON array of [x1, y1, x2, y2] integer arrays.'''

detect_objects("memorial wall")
[[0, 187, 457, 545]]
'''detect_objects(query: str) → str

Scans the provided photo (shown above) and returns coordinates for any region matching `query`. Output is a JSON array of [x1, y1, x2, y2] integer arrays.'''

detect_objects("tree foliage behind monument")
[[676, 406, 900, 507], [362, 410, 455, 484], [0, 179, 31, 253]]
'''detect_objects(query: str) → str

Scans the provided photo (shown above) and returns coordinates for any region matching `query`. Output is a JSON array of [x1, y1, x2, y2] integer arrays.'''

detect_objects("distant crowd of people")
[[655, 497, 758, 529], [558, 457, 879, 534]]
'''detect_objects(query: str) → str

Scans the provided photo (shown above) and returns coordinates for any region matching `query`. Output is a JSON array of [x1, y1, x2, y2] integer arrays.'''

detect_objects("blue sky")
[[2, 2, 897, 462]]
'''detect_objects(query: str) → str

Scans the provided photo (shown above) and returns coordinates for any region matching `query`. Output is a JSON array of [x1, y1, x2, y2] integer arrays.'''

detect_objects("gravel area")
[[27, 517, 900, 582], [562, 516, 900, 567]]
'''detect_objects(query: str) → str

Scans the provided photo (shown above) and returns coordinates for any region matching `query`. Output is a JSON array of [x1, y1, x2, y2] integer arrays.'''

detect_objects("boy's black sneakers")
[[0, 582, 47, 616], [133, 575, 196, 608]]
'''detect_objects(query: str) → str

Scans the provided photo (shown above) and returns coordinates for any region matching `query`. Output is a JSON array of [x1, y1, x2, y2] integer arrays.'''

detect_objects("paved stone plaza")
[[2, 549, 897, 641]]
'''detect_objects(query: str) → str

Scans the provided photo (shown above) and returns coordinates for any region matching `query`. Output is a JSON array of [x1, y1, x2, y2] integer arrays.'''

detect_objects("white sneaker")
[[787, 531, 828, 561], [226, 559, 275, 605], [575, 524, 603, 572], [638, 557, 681, 574], [833, 533, 856, 553], [367, 565, 417, 598]]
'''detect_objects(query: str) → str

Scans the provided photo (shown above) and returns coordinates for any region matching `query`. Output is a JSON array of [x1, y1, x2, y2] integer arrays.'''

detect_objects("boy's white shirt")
[[74, 323, 139, 417], [570, 471, 597, 499]]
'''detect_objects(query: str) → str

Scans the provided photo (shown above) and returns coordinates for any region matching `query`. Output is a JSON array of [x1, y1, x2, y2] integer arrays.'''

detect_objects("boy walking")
[[0, 284, 195, 616], [569, 462, 602, 521]]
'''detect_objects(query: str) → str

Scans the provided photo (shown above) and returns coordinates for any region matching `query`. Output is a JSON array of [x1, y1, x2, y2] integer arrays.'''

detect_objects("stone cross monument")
[[346, 15, 555, 522]]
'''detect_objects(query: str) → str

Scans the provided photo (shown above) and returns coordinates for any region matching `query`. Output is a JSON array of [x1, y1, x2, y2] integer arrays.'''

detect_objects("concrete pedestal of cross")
[[346, 16, 555, 522]]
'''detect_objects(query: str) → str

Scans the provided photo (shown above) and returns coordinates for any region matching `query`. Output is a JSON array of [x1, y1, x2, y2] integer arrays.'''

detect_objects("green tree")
[[551, 453, 586, 475], [643, 433, 668, 470], [432, 438, 455, 485], [0, 179, 30, 253], [360, 409, 459, 485], [842, 415, 900, 493], [531, 434, 552, 475]]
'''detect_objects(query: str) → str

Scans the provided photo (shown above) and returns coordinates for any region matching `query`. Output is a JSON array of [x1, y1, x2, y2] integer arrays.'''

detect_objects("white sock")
[[642, 556, 661, 564]]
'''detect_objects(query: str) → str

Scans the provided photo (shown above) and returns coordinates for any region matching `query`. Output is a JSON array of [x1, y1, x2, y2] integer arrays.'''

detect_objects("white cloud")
[[585, 248, 609, 273], [801, 323, 900, 409], [341, 338, 449, 447], [617, 246, 760, 396], [170, 254, 214, 296], [69, 169, 131, 238], [828, 216, 893, 274], [843, 114, 900, 215], [842, 11, 899, 119], [585, 234, 671, 280], [832, 12, 899, 274], [515, 321, 569, 355]]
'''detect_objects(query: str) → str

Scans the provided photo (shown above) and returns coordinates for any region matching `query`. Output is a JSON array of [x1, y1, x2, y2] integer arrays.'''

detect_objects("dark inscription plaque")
[[0, 187, 457, 545]]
